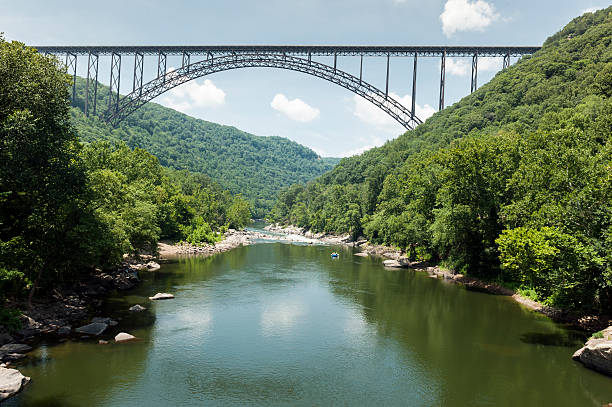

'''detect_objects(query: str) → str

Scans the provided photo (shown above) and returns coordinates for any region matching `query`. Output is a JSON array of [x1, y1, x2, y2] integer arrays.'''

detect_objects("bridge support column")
[[385, 54, 390, 99], [471, 53, 478, 93], [411, 54, 417, 121], [133, 52, 144, 96], [503, 52, 510, 69], [85, 52, 98, 116], [439, 50, 446, 110], [182, 51, 191, 72], [65, 52, 77, 103], [158, 51, 167, 82], [333, 52, 337, 73], [108, 52, 121, 114], [359, 54, 363, 84], [308, 52, 312, 65]]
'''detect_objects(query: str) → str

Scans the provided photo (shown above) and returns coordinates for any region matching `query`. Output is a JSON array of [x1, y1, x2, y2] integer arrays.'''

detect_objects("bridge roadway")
[[34, 45, 541, 57]]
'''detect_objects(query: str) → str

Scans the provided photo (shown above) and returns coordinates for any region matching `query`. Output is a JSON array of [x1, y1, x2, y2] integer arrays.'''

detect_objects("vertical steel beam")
[[65, 52, 77, 103], [85, 52, 99, 116], [411, 53, 417, 121], [471, 52, 478, 93], [182, 51, 190, 72], [503, 52, 510, 70], [108, 52, 121, 114], [157, 51, 167, 82], [308, 52, 312, 65], [333, 52, 337, 73], [439, 50, 446, 111], [385, 54, 390, 99], [133, 52, 144, 95], [359, 54, 363, 84]]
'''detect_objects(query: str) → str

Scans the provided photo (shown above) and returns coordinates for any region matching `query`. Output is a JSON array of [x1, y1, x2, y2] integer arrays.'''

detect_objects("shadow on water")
[[520, 330, 588, 347]]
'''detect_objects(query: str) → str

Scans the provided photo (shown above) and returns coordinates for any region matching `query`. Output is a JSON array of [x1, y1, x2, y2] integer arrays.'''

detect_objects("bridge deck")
[[33, 45, 541, 57]]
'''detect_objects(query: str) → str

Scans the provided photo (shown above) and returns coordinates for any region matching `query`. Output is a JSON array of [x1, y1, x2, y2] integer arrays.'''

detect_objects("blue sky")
[[1, 0, 608, 156]]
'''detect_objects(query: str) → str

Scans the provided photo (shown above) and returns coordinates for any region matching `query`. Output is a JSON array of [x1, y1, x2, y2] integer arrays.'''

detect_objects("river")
[[5, 236, 612, 406]]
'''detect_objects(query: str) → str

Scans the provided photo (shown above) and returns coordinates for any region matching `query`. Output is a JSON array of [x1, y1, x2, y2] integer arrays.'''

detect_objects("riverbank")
[[264, 224, 612, 332]]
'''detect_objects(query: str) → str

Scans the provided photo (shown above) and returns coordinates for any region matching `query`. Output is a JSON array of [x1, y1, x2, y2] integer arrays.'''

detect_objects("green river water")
[[5, 236, 612, 406]]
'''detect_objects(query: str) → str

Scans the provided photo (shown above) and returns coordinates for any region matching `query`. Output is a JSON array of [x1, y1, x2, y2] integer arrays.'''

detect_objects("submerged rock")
[[0, 344, 31, 355], [149, 293, 174, 300], [75, 322, 108, 336], [56, 326, 71, 336], [573, 326, 612, 376], [129, 304, 146, 312], [0, 367, 30, 401], [354, 252, 369, 257], [115, 332, 136, 343]]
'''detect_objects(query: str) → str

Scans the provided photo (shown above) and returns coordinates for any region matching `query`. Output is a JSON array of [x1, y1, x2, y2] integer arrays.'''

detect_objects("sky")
[[1, 0, 608, 157]]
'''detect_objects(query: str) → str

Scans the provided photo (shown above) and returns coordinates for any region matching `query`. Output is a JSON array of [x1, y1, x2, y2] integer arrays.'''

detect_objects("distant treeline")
[[268, 8, 612, 312]]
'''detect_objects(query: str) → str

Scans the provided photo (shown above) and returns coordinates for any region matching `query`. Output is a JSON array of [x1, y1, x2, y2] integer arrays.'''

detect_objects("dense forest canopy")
[[69, 80, 339, 218], [0, 37, 250, 308], [269, 8, 612, 312]]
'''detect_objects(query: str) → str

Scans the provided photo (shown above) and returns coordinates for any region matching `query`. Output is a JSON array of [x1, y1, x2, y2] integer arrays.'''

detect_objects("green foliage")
[[68, 78, 338, 218], [269, 8, 612, 312], [0, 37, 254, 301], [591, 331, 604, 339], [0, 307, 22, 333], [497, 227, 602, 309], [180, 216, 223, 245]]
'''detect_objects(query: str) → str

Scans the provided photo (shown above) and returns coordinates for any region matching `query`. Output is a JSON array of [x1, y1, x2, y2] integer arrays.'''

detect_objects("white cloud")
[[478, 57, 501, 71], [160, 77, 226, 113], [352, 92, 436, 129], [446, 58, 469, 76], [270, 94, 320, 123], [440, 0, 500, 37]]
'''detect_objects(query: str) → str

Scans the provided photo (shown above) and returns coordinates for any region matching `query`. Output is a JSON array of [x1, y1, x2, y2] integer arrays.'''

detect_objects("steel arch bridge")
[[112, 53, 423, 129], [35, 45, 541, 130]]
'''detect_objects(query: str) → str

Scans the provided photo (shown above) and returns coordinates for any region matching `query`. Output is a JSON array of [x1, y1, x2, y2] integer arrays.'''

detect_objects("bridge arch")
[[107, 53, 424, 129]]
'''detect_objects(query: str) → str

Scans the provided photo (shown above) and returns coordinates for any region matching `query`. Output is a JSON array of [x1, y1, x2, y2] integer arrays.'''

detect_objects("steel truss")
[[106, 53, 424, 130], [65, 52, 77, 102], [85, 52, 99, 116], [108, 53, 121, 113]]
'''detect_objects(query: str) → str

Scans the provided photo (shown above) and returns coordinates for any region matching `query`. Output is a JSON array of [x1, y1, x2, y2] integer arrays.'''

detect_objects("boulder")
[[383, 259, 402, 268], [354, 252, 369, 257], [149, 293, 174, 300], [114, 332, 136, 343], [0, 367, 30, 401], [3, 354, 26, 362], [0, 344, 31, 355], [146, 261, 161, 272], [573, 326, 612, 376], [75, 322, 108, 336], [0, 334, 14, 346], [56, 326, 71, 336], [91, 317, 111, 325], [383, 252, 400, 260], [129, 304, 146, 312], [398, 257, 412, 267]]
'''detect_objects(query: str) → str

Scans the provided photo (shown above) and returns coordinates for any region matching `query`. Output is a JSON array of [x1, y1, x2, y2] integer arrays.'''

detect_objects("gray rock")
[[75, 322, 108, 336], [398, 257, 412, 267], [573, 326, 612, 376], [383, 259, 402, 268], [0, 367, 30, 401], [129, 304, 146, 312], [91, 317, 111, 325], [354, 252, 369, 257], [114, 332, 136, 343], [0, 344, 31, 354], [0, 334, 13, 346], [109, 320, 119, 327], [146, 261, 161, 271], [149, 293, 174, 300], [57, 326, 71, 336], [3, 354, 26, 362], [383, 252, 400, 260]]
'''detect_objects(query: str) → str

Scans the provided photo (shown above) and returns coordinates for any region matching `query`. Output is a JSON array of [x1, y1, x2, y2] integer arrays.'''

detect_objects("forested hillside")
[[269, 8, 612, 312], [0, 38, 250, 308], [68, 80, 338, 217]]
